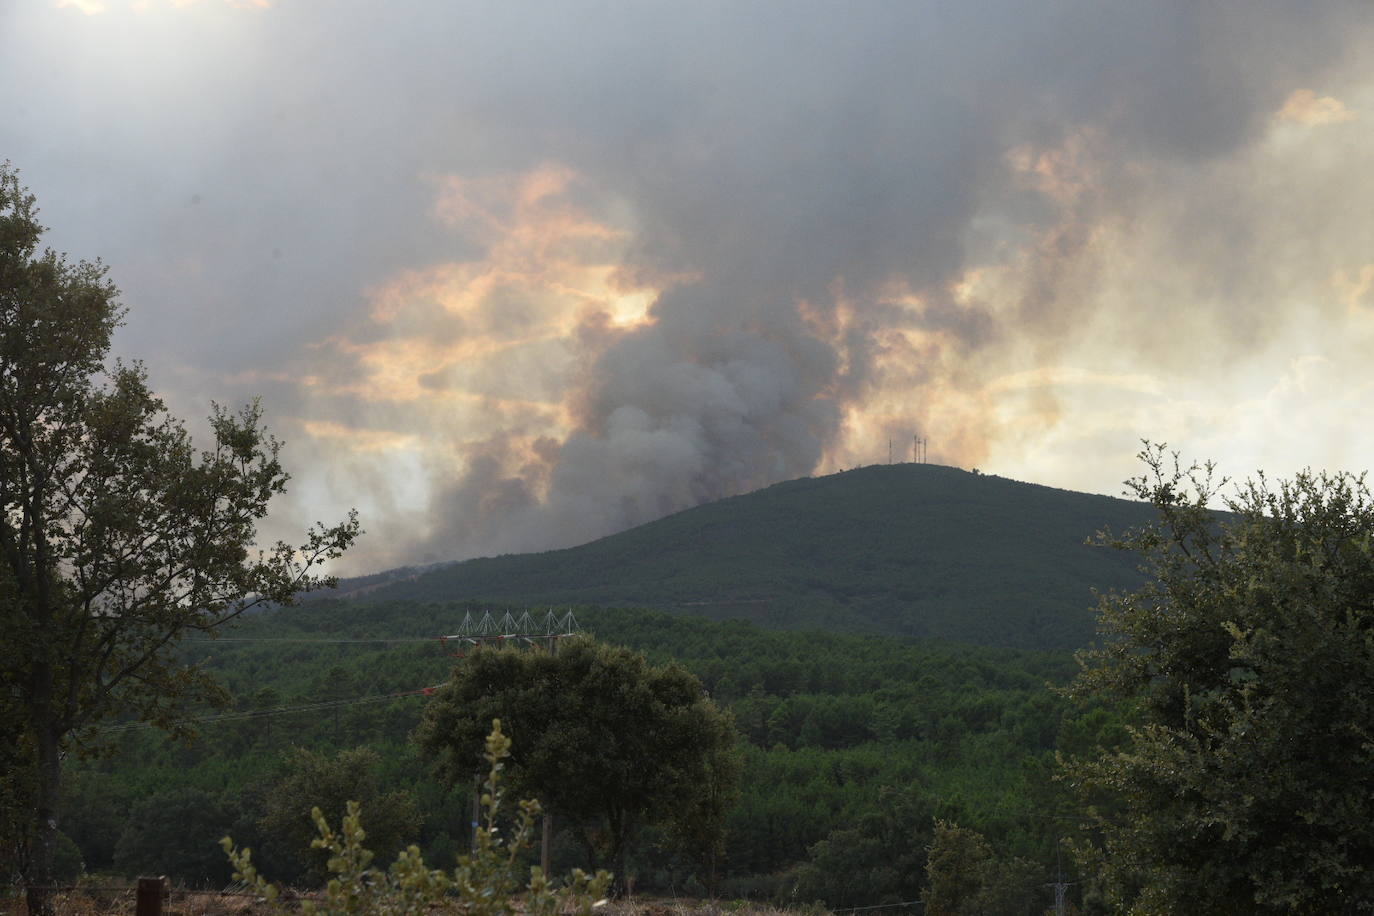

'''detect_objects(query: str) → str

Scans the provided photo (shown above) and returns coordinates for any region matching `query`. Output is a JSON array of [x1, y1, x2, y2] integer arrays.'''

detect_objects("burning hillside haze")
[[4, 1, 1374, 571]]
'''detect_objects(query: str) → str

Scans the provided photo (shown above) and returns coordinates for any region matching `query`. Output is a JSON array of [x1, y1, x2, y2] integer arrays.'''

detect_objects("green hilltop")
[[347, 463, 1156, 650]]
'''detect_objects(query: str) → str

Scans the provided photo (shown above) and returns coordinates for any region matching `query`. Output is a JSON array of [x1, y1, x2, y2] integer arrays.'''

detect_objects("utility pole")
[[448, 607, 578, 870], [541, 629, 559, 876], [1051, 839, 1069, 916]]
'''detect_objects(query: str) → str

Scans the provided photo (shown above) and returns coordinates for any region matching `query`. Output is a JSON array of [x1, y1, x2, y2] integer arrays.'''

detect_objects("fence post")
[[135, 876, 166, 916]]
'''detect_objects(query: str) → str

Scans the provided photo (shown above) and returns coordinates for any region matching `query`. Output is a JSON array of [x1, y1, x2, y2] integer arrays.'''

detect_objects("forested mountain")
[[340, 464, 1157, 650], [64, 602, 1114, 909], [57, 466, 1160, 908]]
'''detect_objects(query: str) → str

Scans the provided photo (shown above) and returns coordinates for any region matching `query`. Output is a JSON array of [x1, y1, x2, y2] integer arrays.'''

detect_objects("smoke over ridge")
[[4, 1, 1374, 569]]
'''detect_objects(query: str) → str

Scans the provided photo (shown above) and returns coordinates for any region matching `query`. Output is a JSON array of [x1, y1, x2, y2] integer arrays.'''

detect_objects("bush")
[[113, 787, 233, 886], [222, 720, 610, 915]]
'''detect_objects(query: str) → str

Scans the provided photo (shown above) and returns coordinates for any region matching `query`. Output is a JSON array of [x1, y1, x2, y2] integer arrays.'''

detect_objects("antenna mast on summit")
[[913, 435, 928, 464]]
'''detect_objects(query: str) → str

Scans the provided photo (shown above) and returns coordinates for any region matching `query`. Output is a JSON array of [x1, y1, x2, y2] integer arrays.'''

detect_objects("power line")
[[98, 686, 441, 733], [138, 610, 585, 738], [188, 637, 441, 644], [185, 609, 583, 648], [833, 899, 923, 914]]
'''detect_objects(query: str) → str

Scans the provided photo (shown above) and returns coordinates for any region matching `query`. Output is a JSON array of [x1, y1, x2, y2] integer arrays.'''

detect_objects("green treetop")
[[1067, 444, 1374, 913], [415, 636, 740, 895]]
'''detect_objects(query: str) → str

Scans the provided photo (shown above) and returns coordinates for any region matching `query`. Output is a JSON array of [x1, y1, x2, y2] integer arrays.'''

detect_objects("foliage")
[[258, 746, 420, 887], [923, 820, 1043, 916], [789, 785, 933, 909], [662, 723, 741, 898], [416, 638, 739, 893], [59, 602, 1094, 905], [340, 463, 1154, 650], [58, 769, 129, 874], [924, 820, 992, 916], [0, 162, 359, 913], [0, 738, 37, 883], [113, 787, 235, 886], [1066, 444, 1374, 913], [223, 720, 610, 915]]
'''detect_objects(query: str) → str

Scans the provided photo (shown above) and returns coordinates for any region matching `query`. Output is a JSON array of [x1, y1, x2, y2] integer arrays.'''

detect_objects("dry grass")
[[1, 889, 262, 916], [601, 902, 814, 916], [0, 892, 816, 916]]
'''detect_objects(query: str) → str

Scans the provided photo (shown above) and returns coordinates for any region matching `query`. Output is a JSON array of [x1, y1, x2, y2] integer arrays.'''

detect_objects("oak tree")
[[415, 637, 739, 894], [1067, 444, 1374, 913], [0, 163, 358, 914]]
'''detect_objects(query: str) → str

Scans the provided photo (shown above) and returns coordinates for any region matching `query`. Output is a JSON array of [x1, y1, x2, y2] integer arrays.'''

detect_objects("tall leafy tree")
[[112, 787, 236, 886], [922, 820, 1044, 916], [258, 746, 421, 887], [1067, 444, 1374, 913], [792, 784, 935, 908], [416, 637, 739, 894], [0, 163, 358, 914]]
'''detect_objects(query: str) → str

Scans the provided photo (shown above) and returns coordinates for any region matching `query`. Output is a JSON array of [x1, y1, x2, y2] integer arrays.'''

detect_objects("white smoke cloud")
[[3, 0, 1373, 570]]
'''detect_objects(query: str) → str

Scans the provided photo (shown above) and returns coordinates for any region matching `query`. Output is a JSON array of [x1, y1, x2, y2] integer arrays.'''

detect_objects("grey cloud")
[[3, 0, 1370, 569]]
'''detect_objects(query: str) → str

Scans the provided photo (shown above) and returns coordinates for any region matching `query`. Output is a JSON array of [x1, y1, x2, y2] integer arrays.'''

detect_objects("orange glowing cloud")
[[986, 366, 1164, 397], [813, 276, 996, 475], [1276, 89, 1356, 126], [1007, 130, 1104, 206], [1334, 265, 1374, 315], [292, 163, 671, 489], [299, 420, 419, 453]]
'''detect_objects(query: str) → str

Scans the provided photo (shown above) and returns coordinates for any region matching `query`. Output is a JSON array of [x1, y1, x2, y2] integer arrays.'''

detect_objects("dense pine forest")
[[59, 600, 1125, 911]]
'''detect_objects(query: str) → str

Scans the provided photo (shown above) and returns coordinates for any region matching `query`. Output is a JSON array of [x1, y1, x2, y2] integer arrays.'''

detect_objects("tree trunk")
[[25, 716, 61, 916], [576, 824, 600, 873], [609, 817, 633, 899], [24, 651, 61, 916]]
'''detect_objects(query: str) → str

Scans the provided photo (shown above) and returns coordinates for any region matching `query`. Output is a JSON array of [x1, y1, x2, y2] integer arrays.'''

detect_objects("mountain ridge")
[[333, 464, 1157, 650]]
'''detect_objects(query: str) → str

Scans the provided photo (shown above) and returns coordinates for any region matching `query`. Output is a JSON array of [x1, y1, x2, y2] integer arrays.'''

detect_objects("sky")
[[4, 0, 1374, 574]]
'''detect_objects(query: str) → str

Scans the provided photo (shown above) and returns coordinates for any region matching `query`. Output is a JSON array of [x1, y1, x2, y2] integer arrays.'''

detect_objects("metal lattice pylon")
[[440, 607, 581, 656]]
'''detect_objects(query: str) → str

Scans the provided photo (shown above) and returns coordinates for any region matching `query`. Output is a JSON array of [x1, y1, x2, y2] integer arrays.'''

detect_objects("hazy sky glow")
[[4, 1, 1374, 572]]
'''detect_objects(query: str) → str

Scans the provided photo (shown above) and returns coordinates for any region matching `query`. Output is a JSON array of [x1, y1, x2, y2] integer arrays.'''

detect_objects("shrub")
[[222, 720, 611, 915]]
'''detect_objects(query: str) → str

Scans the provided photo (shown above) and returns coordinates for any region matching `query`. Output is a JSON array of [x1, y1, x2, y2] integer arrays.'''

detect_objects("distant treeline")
[[62, 600, 1126, 910]]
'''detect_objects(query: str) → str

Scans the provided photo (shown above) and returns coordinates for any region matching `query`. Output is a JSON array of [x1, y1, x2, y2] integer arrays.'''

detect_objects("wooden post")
[[135, 876, 166, 916]]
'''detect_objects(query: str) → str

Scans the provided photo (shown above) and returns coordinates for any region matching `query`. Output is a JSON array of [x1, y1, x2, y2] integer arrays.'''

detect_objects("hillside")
[[343, 464, 1157, 650]]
